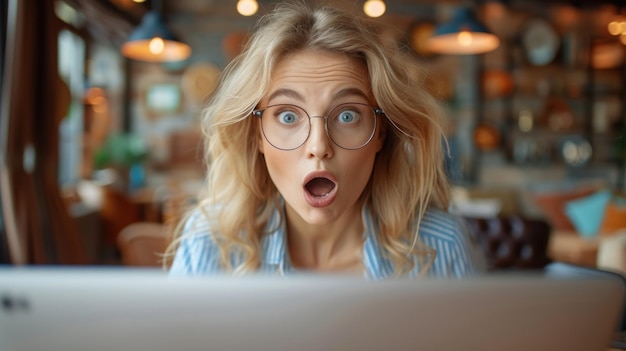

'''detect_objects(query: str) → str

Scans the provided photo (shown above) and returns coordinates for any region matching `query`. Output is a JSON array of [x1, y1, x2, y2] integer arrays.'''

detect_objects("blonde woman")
[[166, 2, 485, 279]]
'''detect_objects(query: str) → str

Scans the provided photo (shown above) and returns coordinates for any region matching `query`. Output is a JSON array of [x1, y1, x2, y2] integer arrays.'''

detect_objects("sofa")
[[452, 182, 626, 274]]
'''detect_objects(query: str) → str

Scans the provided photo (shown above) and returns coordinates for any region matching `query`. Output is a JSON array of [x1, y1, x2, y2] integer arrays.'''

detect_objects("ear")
[[374, 120, 387, 153], [257, 120, 266, 154]]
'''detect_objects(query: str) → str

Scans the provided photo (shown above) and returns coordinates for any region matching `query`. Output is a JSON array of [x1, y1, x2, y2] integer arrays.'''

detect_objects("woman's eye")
[[277, 111, 299, 124], [337, 110, 357, 123]]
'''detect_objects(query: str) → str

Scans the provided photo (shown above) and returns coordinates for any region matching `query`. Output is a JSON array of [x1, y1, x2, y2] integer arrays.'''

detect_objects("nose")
[[305, 116, 333, 159]]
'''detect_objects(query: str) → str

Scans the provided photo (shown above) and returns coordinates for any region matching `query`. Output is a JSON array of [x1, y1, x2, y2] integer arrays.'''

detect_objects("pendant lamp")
[[428, 6, 499, 55], [121, 0, 191, 62]]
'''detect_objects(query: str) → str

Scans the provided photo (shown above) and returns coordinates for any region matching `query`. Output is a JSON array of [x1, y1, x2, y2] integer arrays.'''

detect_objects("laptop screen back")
[[0, 267, 623, 351]]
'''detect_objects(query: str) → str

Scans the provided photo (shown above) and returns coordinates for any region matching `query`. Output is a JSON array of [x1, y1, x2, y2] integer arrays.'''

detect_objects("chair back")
[[463, 216, 552, 270], [117, 222, 169, 267]]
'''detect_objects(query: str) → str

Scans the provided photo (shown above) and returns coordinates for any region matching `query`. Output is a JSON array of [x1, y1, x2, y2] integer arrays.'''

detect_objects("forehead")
[[265, 49, 372, 101], [274, 48, 368, 71]]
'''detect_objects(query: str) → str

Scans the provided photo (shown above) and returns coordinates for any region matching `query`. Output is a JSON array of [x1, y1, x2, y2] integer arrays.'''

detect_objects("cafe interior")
[[1, 0, 626, 274]]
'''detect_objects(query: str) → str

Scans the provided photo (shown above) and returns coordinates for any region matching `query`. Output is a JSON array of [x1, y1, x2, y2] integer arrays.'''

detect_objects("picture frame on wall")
[[144, 83, 183, 117]]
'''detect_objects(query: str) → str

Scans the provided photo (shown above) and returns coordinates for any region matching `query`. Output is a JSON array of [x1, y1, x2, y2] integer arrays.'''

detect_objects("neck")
[[285, 205, 364, 273]]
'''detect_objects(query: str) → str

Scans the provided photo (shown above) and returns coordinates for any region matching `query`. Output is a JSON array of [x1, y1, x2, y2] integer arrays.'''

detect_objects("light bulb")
[[237, 0, 258, 16], [608, 21, 620, 35], [457, 31, 473, 47], [363, 0, 386, 18], [149, 37, 165, 54]]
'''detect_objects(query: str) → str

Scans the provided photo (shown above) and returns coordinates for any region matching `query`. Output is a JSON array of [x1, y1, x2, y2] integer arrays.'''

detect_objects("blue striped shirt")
[[169, 203, 485, 279]]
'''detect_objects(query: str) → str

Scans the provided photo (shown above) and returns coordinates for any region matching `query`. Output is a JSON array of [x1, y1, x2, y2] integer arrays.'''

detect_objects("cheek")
[[341, 146, 379, 188], [262, 148, 303, 204], [260, 143, 292, 187]]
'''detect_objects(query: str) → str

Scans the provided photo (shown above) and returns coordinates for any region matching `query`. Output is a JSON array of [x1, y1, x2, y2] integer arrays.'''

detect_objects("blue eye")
[[337, 110, 357, 124], [277, 110, 299, 124]]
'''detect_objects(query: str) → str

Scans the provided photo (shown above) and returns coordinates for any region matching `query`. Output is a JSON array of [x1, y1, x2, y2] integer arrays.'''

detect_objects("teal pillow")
[[564, 190, 612, 238]]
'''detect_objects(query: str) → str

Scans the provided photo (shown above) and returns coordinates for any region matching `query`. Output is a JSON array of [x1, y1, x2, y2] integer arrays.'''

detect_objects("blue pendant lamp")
[[121, 0, 191, 62], [428, 6, 499, 55]]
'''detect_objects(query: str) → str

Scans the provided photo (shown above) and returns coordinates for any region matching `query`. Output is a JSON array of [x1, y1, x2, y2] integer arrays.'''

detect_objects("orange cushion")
[[532, 187, 597, 231], [598, 202, 626, 235]]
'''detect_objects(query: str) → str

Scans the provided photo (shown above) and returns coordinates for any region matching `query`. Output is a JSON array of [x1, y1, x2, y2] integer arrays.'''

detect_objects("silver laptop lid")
[[0, 267, 623, 351]]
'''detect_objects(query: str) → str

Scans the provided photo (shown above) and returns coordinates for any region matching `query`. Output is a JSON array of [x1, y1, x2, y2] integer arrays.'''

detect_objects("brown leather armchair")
[[463, 216, 552, 271], [117, 222, 170, 267]]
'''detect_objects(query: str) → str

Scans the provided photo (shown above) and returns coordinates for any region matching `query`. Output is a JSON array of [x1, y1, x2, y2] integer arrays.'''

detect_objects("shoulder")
[[418, 208, 467, 242], [418, 209, 486, 277], [169, 206, 223, 276]]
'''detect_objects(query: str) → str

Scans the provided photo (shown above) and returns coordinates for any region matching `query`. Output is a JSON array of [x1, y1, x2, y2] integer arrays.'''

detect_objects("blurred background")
[[1, 0, 625, 271]]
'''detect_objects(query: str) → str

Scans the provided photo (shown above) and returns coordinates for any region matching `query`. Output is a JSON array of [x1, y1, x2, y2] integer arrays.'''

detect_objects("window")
[[57, 28, 85, 185]]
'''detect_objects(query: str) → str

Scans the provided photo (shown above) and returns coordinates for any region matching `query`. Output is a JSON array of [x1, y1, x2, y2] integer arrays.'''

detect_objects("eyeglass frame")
[[252, 103, 385, 151]]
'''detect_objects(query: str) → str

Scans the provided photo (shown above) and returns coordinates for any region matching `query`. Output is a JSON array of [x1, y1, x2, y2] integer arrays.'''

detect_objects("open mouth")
[[305, 177, 336, 198]]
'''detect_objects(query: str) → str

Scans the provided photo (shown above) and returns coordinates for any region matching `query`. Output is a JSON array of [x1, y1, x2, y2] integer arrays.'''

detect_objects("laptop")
[[544, 262, 626, 349], [0, 266, 623, 351]]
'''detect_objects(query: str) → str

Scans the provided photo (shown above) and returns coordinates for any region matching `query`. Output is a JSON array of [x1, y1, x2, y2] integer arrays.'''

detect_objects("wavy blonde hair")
[[164, 2, 451, 276]]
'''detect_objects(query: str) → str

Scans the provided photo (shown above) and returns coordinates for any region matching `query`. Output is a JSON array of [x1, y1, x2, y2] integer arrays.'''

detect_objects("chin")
[[291, 202, 341, 226]]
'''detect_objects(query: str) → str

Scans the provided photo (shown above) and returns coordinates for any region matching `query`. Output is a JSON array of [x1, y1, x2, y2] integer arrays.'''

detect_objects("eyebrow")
[[334, 87, 370, 102], [266, 87, 371, 105], [267, 88, 304, 103]]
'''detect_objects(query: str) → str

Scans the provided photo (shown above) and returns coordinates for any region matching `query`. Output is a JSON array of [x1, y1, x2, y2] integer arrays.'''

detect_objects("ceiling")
[[103, 0, 626, 25], [67, 0, 625, 49]]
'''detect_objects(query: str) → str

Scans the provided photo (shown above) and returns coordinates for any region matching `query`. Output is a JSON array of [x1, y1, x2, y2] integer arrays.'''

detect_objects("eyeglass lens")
[[258, 103, 377, 150]]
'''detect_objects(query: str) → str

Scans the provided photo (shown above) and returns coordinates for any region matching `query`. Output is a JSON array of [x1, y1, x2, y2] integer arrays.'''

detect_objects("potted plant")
[[93, 133, 148, 191]]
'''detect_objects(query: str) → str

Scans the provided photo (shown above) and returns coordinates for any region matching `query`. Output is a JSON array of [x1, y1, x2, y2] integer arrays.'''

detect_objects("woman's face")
[[257, 49, 384, 226]]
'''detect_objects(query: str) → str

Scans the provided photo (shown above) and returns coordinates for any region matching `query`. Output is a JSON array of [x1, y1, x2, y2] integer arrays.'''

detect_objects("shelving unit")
[[477, 11, 625, 184]]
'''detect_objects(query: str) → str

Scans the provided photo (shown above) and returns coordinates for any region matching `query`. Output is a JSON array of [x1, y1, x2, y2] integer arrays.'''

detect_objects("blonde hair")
[[164, 2, 451, 276]]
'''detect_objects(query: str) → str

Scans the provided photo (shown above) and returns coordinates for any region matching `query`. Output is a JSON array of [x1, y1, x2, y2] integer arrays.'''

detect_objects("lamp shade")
[[121, 11, 191, 62], [428, 7, 499, 55]]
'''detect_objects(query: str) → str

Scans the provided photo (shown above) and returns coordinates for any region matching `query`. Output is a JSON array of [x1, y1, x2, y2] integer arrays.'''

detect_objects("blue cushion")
[[564, 190, 612, 238]]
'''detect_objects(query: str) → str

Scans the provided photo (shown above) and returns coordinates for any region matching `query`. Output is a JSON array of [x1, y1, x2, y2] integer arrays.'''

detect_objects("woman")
[[166, 2, 485, 279]]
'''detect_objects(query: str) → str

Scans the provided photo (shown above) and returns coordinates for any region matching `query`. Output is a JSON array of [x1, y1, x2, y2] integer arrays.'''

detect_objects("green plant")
[[94, 133, 148, 169]]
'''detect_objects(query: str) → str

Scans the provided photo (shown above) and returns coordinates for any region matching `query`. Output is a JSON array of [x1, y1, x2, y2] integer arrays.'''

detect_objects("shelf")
[[478, 29, 625, 170]]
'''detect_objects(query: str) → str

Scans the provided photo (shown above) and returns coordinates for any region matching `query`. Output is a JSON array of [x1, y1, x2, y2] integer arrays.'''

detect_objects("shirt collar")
[[361, 206, 395, 280], [259, 199, 292, 275], [259, 201, 394, 279]]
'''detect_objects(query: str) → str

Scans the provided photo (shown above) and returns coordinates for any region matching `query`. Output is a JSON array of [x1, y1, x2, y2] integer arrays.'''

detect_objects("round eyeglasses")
[[252, 103, 383, 150]]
